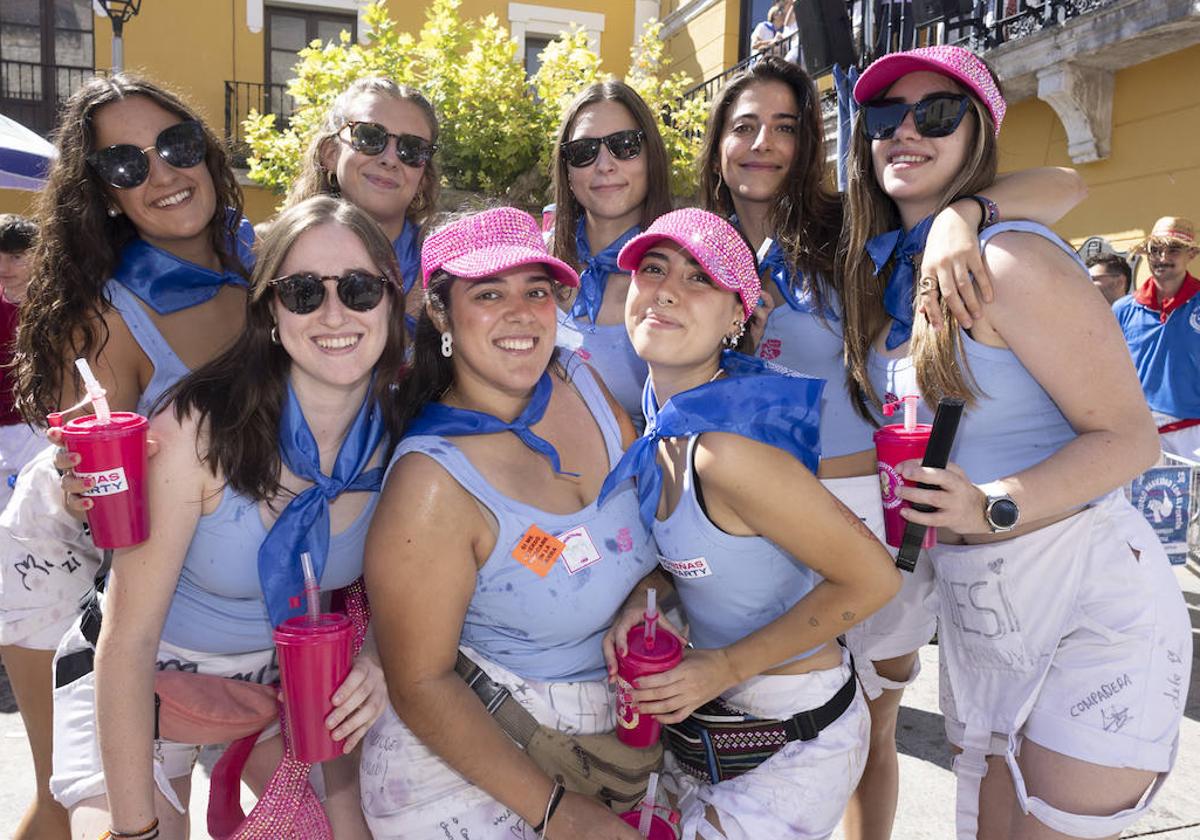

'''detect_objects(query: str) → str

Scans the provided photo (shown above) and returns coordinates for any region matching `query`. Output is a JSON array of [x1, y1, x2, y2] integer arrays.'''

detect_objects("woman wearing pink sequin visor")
[[843, 45, 1191, 840], [361, 206, 660, 839]]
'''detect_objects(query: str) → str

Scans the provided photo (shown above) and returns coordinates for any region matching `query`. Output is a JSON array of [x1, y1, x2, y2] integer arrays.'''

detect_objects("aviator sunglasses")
[[340, 121, 437, 167], [269, 270, 391, 315], [560, 129, 645, 168], [863, 93, 971, 141], [88, 120, 208, 190]]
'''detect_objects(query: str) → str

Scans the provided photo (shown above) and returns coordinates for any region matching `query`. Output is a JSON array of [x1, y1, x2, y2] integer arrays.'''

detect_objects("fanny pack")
[[456, 652, 663, 810], [663, 664, 858, 784]]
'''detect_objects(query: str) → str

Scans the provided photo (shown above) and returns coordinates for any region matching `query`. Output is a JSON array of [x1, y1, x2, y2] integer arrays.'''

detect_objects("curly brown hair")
[[14, 73, 245, 422]]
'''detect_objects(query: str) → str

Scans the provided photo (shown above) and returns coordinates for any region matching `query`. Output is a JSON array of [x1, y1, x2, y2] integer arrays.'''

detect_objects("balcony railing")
[[1, 59, 96, 136], [224, 80, 294, 168]]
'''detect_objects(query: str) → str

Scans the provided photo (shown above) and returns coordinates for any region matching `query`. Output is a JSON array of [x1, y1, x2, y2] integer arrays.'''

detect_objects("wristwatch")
[[984, 493, 1020, 533]]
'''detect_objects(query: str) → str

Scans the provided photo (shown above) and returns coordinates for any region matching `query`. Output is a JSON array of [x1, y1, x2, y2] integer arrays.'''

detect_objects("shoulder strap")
[[979, 221, 1086, 272]]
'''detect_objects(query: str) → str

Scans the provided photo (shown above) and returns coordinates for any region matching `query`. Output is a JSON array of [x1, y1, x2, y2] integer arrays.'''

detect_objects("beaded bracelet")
[[966, 194, 1000, 232], [533, 779, 566, 838], [100, 817, 159, 840]]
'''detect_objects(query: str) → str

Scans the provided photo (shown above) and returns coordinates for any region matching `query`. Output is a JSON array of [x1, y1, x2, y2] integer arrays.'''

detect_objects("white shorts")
[[50, 620, 279, 813], [360, 648, 615, 838], [823, 474, 936, 699], [662, 646, 868, 840], [0, 447, 100, 649], [931, 492, 1190, 839]]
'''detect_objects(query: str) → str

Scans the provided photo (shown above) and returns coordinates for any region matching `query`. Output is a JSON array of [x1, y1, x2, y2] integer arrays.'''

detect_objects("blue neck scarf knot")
[[257, 381, 387, 628], [404, 371, 578, 477], [597, 351, 823, 529], [865, 214, 934, 349], [570, 217, 639, 327], [759, 239, 810, 312]]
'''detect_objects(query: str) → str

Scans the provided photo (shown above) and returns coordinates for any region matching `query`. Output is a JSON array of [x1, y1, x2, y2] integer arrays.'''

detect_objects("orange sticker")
[[511, 524, 566, 578]]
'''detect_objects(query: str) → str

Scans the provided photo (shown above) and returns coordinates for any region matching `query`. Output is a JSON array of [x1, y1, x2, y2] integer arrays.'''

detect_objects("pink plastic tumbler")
[[619, 808, 678, 838], [274, 613, 353, 763], [56, 411, 149, 549], [873, 423, 936, 549], [615, 624, 683, 748]]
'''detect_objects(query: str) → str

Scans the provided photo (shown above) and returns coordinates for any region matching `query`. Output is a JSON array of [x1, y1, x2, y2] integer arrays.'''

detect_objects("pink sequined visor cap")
[[853, 45, 1006, 135], [420, 206, 580, 288], [617, 208, 761, 322]]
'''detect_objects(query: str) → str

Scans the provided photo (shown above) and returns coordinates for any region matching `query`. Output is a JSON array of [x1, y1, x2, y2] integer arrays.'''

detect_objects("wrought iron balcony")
[[1, 59, 96, 136], [224, 80, 294, 168]]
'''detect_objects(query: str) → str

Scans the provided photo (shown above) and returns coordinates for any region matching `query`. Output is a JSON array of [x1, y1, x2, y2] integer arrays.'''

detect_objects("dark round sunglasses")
[[340, 121, 437, 168], [863, 94, 971, 141], [87, 120, 208, 190], [269, 270, 391, 315], [560, 129, 645, 168]]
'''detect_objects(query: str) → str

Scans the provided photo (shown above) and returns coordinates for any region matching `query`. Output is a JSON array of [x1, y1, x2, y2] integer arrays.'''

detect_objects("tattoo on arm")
[[841, 611, 856, 622], [808, 616, 819, 627], [834, 498, 877, 542]]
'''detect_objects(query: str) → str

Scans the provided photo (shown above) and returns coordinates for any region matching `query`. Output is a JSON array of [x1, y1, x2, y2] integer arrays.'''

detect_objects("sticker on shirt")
[[659, 554, 712, 579], [512, 525, 566, 578], [556, 525, 602, 575]]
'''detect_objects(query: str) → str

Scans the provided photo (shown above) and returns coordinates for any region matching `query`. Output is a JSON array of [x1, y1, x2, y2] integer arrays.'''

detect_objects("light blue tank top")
[[654, 436, 823, 662], [556, 312, 648, 431], [160, 488, 377, 654], [388, 363, 657, 682], [103, 280, 190, 417], [757, 292, 876, 458], [868, 221, 1084, 485]]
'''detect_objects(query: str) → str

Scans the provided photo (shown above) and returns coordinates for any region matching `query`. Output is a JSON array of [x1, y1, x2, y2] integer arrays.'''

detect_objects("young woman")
[[843, 45, 1191, 840], [361, 207, 655, 839], [287, 76, 439, 324], [598, 208, 900, 839], [49, 195, 403, 839], [550, 81, 673, 425], [0, 214, 41, 510], [0, 75, 252, 840], [697, 55, 1087, 840]]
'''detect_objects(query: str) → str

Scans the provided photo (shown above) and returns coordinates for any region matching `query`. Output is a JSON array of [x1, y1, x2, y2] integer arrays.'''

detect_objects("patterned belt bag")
[[662, 667, 857, 784]]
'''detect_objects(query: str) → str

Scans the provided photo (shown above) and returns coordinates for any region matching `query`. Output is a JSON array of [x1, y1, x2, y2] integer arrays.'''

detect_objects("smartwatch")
[[984, 493, 1020, 533]]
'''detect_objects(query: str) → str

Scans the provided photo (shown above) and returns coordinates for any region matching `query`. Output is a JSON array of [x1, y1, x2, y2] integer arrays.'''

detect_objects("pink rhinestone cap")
[[421, 206, 580, 288], [853, 45, 1006, 135], [617, 208, 761, 322]]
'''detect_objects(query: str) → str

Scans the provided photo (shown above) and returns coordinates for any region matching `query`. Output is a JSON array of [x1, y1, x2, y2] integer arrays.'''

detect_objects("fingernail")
[[70, 454, 81, 465], [82, 478, 94, 488], [82, 499, 94, 510]]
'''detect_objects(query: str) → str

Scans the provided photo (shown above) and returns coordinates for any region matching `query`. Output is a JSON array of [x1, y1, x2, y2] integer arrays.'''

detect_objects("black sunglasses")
[[269, 270, 391, 315], [340, 121, 437, 167], [560, 129, 645, 168], [863, 94, 971, 140], [88, 120, 208, 190]]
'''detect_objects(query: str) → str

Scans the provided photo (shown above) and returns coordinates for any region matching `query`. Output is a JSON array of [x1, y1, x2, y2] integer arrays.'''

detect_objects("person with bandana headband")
[[48, 196, 403, 839], [697, 55, 1088, 840], [361, 207, 657, 839], [596, 208, 899, 839], [1, 75, 254, 840], [550, 82, 675, 429], [286, 77, 440, 332], [843, 45, 1190, 840]]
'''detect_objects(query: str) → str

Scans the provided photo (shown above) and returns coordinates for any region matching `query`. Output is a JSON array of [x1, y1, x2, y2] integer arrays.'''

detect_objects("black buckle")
[[783, 709, 820, 742], [463, 663, 511, 715]]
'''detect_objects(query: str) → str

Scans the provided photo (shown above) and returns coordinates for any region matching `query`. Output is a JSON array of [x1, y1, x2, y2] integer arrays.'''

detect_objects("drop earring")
[[441, 331, 453, 358], [270, 325, 280, 345]]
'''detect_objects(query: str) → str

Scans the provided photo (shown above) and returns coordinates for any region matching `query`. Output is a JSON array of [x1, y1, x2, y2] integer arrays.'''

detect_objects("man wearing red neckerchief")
[[1113, 216, 1200, 463]]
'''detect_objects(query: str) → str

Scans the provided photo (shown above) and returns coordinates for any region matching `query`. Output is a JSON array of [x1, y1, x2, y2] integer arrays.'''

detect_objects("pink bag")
[[155, 671, 277, 745]]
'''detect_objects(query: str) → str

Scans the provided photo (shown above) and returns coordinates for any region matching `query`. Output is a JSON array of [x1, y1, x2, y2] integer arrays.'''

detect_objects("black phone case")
[[895, 397, 965, 572]]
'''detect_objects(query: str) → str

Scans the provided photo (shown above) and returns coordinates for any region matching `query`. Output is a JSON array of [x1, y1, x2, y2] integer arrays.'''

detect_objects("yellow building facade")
[[0, 0, 647, 221]]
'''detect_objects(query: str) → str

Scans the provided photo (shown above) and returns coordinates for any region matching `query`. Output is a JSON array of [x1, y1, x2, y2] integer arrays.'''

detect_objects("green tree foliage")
[[243, 0, 706, 201]]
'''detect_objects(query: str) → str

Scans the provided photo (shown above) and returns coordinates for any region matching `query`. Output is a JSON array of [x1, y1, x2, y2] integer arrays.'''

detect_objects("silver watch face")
[[988, 497, 1019, 530]]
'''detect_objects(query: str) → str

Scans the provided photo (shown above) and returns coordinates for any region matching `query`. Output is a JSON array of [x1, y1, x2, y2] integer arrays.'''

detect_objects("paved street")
[[3, 564, 1199, 838]]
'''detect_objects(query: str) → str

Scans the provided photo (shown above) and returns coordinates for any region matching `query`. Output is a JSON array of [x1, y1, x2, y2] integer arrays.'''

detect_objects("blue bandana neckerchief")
[[865, 214, 934, 350], [393, 223, 421, 333], [111, 214, 253, 315], [405, 371, 578, 476], [759, 239, 810, 312], [597, 350, 824, 529], [257, 381, 387, 628], [571, 217, 640, 327]]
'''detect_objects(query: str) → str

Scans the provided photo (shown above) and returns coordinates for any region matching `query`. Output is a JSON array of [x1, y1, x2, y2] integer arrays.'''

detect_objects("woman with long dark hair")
[[50, 195, 403, 838], [361, 207, 655, 838], [843, 46, 1190, 840], [697, 55, 1086, 840], [1, 74, 251, 840], [550, 81, 674, 425]]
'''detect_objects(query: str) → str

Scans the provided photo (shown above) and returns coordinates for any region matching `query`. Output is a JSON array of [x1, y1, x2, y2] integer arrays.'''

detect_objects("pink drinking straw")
[[638, 771, 660, 837], [643, 587, 658, 650], [299, 551, 320, 624], [74, 358, 112, 425]]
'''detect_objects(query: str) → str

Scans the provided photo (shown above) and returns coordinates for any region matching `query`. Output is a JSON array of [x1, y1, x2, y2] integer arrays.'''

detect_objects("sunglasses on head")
[[269, 270, 391, 315], [863, 93, 971, 141], [340, 121, 437, 167], [560, 129, 645, 168], [88, 120, 208, 190]]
